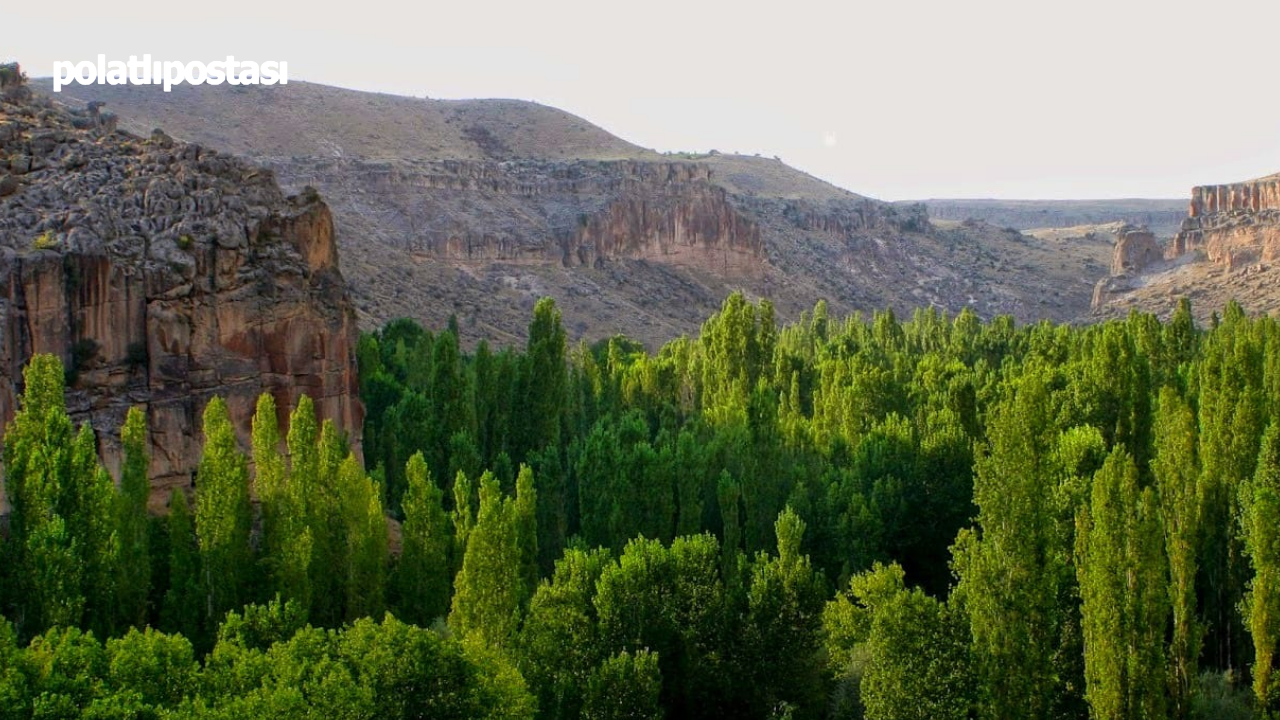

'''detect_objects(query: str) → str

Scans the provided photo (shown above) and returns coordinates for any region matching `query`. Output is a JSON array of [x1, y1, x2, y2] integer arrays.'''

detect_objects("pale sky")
[[8, 0, 1280, 200]]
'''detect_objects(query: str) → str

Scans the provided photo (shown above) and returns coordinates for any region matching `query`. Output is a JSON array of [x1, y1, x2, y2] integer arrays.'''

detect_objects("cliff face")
[[1169, 176, 1280, 269], [0, 68, 362, 508], [281, 158, 764, 271], [1089, 173, 1280, 322], [45, 80, 1113, 347]]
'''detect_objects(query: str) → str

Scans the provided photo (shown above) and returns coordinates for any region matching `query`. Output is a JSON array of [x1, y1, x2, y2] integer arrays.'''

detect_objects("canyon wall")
[[1170, 175, 1280, 268], [276, 158, 765, 271], [0, 69, 362, 508]]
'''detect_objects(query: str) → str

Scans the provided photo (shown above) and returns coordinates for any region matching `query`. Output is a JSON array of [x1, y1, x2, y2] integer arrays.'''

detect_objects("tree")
[[1152, 387, 1201, 718], [583, 650, 663, 720], [826, 563, 973, 720], [519, 547, 612, 720], [1076, 448, 1169, 720], [1241, 422, 1280, 711], [393, 452, 452, 625], [160, 490, 203, 646], [338, 453, 387, 621], [740, 509, 827, 716], [2, 354, 113, 638], [195, 397, 253, 627], [952, 371, 1063, 720], [450, 471, 525, 650], [114, 406, 151, 630]]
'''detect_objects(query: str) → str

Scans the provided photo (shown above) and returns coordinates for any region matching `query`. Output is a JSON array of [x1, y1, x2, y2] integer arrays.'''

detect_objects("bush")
[[176, 235, 193, 251], [1190, 670, 1254, 720], [31, 231, 56, 251]]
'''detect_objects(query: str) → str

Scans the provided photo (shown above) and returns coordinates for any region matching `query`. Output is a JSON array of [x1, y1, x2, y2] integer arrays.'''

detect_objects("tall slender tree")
[[393, 452, 451, 625], [115, 406, 151, 629], [1241, 422, 1280, 711], [194, 397, 252, 627], [1152, 387, 1201, 718], [1076, 448, 1169, 720]]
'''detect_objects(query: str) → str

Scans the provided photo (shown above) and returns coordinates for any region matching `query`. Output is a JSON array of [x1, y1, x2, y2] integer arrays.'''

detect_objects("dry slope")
[[44, 79, 1113, 346]]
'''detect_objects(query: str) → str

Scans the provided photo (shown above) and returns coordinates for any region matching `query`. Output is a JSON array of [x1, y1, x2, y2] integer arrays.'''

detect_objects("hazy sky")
[[9, 0, 1280, 200]]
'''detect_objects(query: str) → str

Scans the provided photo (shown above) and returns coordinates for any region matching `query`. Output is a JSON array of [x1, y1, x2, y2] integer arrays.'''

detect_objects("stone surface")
[[1090, 172, 1280, 322], [0, 66, 362, 508], [1169, 176, 1280, 269], [1109, 225, 1163, 276], [43, 79, 1114, 347]]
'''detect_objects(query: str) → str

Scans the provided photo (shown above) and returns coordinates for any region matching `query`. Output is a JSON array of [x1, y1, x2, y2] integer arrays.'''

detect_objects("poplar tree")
[[253, 393, 311, 612], [194, 397, 252, 626], [115, 406, 151, 629], [2, 354, 112, 638], [1152, 387, 1201, 717], [450, 471, 524, 650], [1241, 422, 1280, 711], [393, 452, 451, 625], [952, 371, 1061, 720], [1076, 448, 1168, 720], [161, 490, 203, 645], [338, 453, 387, 621]]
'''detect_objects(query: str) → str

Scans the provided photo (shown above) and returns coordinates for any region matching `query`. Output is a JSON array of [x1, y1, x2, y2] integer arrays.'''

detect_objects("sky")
[[8, 0, 1280, 201]]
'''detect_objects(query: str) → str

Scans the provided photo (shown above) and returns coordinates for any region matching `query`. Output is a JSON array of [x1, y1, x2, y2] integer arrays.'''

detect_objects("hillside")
[[1090, 173, 1280, 321], [41, 79, 1113, 346], [916, 198, 1187, 238]]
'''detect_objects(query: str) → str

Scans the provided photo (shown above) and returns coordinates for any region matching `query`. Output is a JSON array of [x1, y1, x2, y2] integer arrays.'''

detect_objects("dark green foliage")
[[17, 296, 1280, 719]]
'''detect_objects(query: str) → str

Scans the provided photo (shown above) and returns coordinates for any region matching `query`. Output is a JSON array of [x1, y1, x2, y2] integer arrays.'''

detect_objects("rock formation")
[[1109, 225, 1163, 275], [0, 65, 362, 508], [44, 79, 1115, 346], [1168, 175, 1280, 270]]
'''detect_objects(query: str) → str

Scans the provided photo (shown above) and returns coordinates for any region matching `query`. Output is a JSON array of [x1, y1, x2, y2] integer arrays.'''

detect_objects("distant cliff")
[[0, 66, 362, 507], [1090, 173, 1280, 321], [43, 79, 1113, 347], [1168, 175, 1280, 269]]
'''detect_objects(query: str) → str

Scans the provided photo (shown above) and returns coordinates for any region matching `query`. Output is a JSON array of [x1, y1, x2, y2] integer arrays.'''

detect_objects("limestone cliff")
[[46, 79, 1112, 346], [0, 66, 362, 507], [1090, 173, 1280, 321], [1168, 175, 1280, 269]]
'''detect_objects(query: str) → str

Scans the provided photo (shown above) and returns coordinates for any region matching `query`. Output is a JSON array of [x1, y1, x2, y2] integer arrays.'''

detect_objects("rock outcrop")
[[45, 79, 1115, 346], [1109, 225, 1163, 275], [0, 66, 362, 508], [1168, 175, 1280, 270]]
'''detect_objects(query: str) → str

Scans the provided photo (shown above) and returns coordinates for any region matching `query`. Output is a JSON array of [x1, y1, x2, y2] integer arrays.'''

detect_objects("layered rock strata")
[[0, 66, 362, 507]]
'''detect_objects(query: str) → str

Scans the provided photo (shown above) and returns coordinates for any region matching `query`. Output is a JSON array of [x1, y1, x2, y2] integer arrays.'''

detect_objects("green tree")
[[450, 471, 525, 650], [1241, 422, 1280, 711], [160, 490, 203, 645], [1153, 387, 1202, 718], [338, 453, 387, 621], [827, 562, 973, 720], [1076, 448, 1169, 720], [195, 397, 253, 627], [392, 452, 452, 625], [114, 406, 152, 631], [583, 650, 663, 720], [740, 508, 827, 716], [519, 547, 612, 720], [952, 371, 1063, 720]]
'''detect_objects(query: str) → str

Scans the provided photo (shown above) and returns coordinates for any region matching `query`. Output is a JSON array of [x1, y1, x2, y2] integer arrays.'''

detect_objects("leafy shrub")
[[31, 231, 56, 251]]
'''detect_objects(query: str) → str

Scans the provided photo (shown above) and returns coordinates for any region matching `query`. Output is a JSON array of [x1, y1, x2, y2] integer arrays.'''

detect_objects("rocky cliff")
[[1168, 175, 1280, 269], [0, 66, 362, 508], [1090, 173, 1280, 321], [44, 80, 1114, 346]]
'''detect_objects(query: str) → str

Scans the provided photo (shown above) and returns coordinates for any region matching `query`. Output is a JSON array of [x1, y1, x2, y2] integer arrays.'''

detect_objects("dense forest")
[[1, 293, 1278, 720]]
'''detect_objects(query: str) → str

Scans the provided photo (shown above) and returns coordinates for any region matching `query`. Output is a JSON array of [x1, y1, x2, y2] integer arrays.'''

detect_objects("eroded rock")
[[0, 63, 362, 509]]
